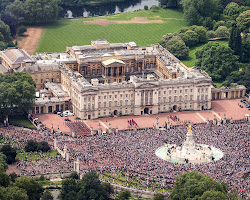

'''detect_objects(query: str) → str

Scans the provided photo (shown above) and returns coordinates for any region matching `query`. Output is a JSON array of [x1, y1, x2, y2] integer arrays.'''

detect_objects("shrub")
[[207, 30, 217, 38], [215, 26, 230, 38], [17, 25, 27, 36]]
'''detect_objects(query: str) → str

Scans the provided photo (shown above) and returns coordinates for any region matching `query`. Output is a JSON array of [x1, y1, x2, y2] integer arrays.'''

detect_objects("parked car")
[[63, 110, 74, 116]]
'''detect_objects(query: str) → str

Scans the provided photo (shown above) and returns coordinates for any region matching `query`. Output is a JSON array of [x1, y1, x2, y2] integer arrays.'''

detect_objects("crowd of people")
[[0, 121, 249, 198]]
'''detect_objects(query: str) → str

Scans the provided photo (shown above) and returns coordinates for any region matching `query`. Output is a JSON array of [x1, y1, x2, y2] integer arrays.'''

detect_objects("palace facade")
[[59, 41, 213, 119], [0, 40, 246, 120]]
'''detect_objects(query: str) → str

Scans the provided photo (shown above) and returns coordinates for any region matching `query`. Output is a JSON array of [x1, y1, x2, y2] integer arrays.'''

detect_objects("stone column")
[[223, 114, 227, 124], [54, 138, 57, 149], [75, 158, 80, 173], [213, 115, 217, 125], [230, 117, 234, 123], [108, 123, 112, 134], [155, 117, 159, 130], [66, 152, 69, 162], [98, 122, 102, 135]]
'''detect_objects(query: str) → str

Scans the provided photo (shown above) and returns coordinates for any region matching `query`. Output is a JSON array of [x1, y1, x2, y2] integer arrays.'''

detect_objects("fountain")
[[156, 125, 223, 164]]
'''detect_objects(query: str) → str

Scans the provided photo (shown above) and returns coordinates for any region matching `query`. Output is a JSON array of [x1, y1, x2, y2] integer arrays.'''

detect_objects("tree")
[[17, 25, 27, 36], [178, 30, 199, 47], [0, 73, 36, 120], [7, 0, 60, 25], [213, 21, 226, 31], [229, 23, 242, 61], [223, 2, 241, 20], [3, 186, 28, 200], [0, 144, 17, 164], [242, 35, 250, 63], [37, 141, 51, 152], [24, 140, 38, 152], [154, 193, 165, 200], [170, 171, 227, 200], [60, 178, 80, 200], [190, 25, 208, 43], [215, 26, 230, 37], [0, 171, 10, 187], [195, 42, 238, 81], [79, 170, 110, 200], [117, 190, 131, 200], [69, 171, 79, 179], [183, 0, 220, 26], [60, 171, 114, 200], [0, 12, 17, 37], [200, 190, 227, 200], [0, 20, 12, 50], [9, 172, 18, 182], [222, 64, 250, 92], [5, 0, 25, 19], [236, 10, 250, 34], [159, 0, 180, 8], [160, 36, 189, 59], [0, 152, 8, 171], [207, 30, 217, 38], [41, 190, 53, 200], [14, 176, 44, 200]]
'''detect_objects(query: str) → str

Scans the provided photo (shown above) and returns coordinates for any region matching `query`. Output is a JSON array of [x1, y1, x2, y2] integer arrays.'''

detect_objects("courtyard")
[[36, 98, 249, 134]]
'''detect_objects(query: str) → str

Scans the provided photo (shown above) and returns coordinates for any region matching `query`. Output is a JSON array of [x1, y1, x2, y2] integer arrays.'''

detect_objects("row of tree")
[[159, 25, 222, 59], [59, 170, 242, 200], [182, 0, 249, 29]]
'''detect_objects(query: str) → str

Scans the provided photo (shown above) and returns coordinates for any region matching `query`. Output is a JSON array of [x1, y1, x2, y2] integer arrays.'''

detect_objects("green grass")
[[181, 39, 229, 68], [36, 8, 188, 52], [213, 82, 223, 88], [17, 150, 59, 161], [38, 180, 52, 186], [9, 115, 36, 129]]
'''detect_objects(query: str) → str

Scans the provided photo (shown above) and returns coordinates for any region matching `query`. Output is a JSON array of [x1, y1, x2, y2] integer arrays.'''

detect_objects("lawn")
[[9, 115, 36, 129], [17, 150, 59, 161], [181, 39, 229, 68], [36, 8, 188, 52]]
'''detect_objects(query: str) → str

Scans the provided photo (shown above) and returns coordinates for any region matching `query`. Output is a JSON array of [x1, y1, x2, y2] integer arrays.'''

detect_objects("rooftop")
[[102, 58, 125, 66], [1, 48, 34, 65]]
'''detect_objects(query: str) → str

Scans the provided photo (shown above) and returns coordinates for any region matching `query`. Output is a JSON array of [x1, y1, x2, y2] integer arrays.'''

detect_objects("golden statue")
[[188, 124, 192, 134]]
